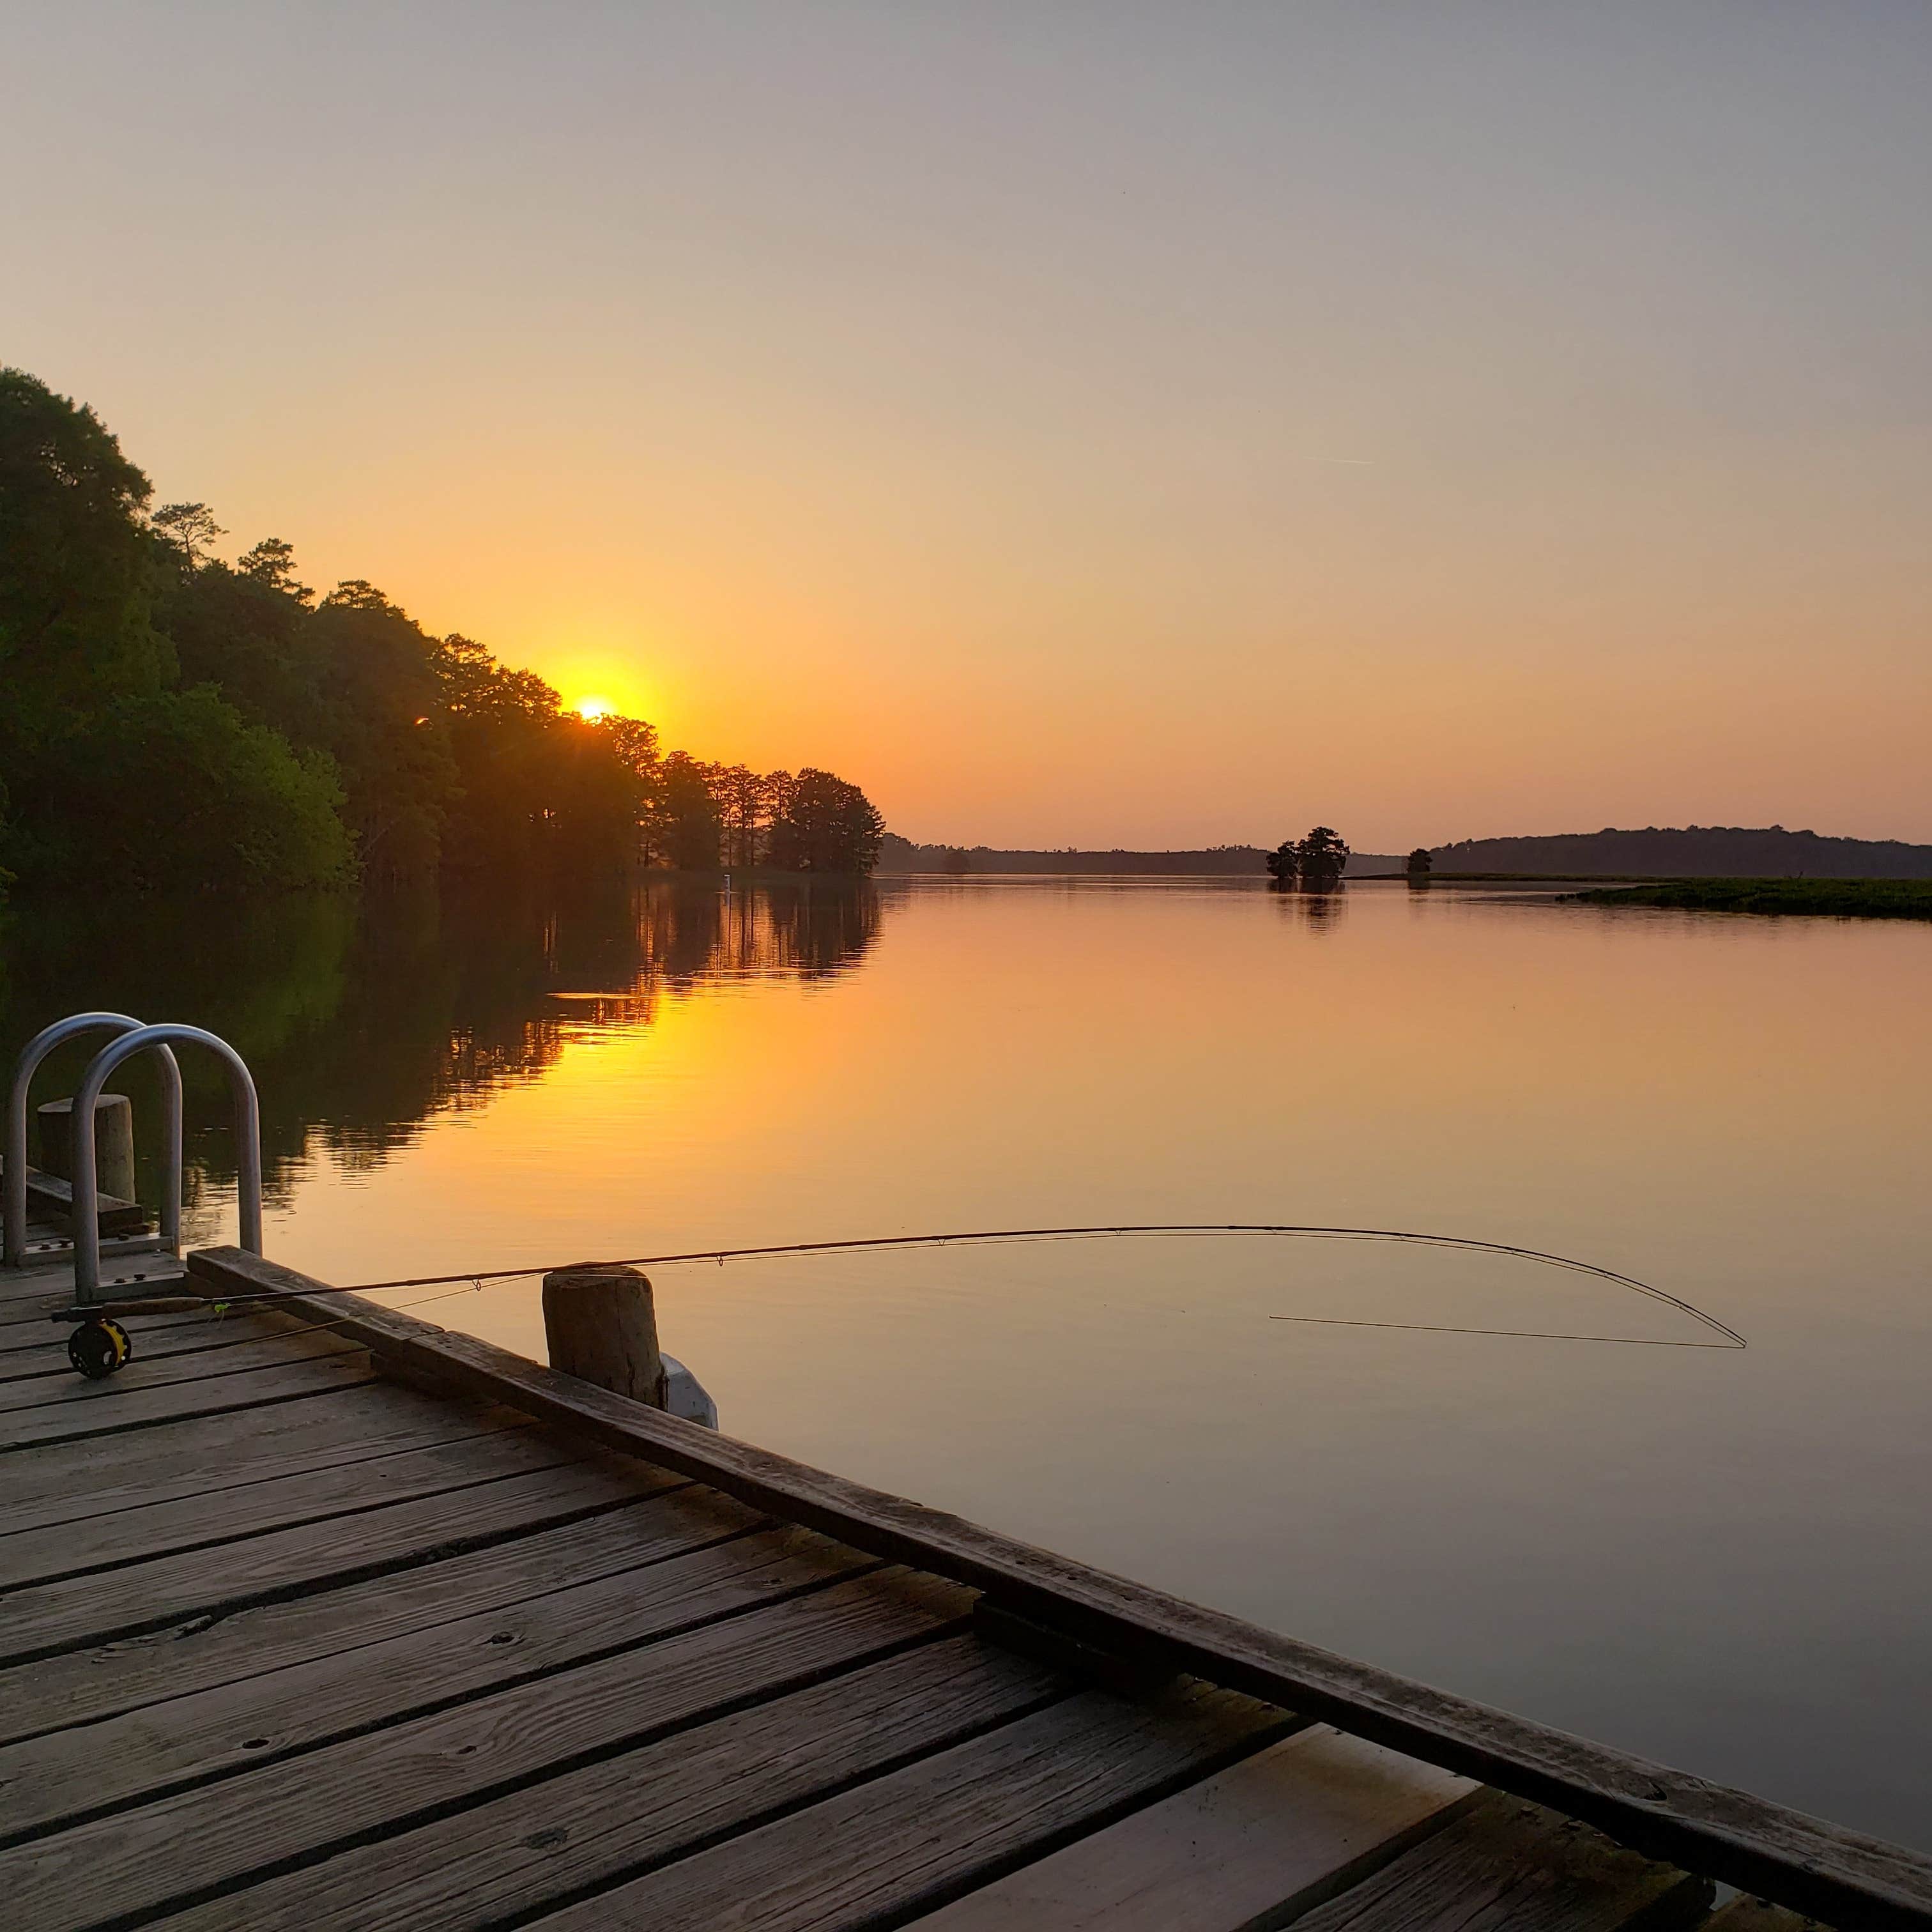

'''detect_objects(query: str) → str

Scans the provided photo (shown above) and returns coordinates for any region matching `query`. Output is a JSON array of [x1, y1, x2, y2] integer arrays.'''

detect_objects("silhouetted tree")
[[1295, 826, 1350, 887], [710, 763, 767, 868], [647, 751, 724, 869], [236, 537, 312, 603], [1406, 847, 1432, 875], [307, 582, 459, 882], [764, 768, 885, 873], [1264, 841, 1298, 884], [150, 501, 226, 572]]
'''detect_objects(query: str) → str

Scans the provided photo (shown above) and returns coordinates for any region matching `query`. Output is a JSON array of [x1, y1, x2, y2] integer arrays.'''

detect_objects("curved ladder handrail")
[[4, 1013, 183, 1268], [72, 1024, 260, 1301]]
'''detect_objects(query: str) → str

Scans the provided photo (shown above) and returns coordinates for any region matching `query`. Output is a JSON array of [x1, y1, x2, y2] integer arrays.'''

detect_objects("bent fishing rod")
[[53, 1221, 1748, 1351]]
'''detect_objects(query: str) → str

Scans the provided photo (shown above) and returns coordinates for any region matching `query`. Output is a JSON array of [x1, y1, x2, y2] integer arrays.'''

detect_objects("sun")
[[574, 696, 613, 723]]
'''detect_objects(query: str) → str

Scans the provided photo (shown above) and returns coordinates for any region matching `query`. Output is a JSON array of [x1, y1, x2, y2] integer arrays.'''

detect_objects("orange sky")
[[8, 4, 1929, 850]]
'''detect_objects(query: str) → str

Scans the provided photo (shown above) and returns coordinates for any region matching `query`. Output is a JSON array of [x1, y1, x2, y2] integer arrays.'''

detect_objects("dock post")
[[38, 1094, 137, 1204], [542, 1263, 668, 1409]]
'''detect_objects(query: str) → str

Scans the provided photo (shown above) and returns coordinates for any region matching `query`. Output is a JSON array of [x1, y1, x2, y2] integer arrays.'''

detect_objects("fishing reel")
[[65, 1315, 135, 1379]]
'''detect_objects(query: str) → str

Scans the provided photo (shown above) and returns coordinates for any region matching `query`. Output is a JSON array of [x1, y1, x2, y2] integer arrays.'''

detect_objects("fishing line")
[[137, 1223, 1746, 1350], [1266, 1316, 1738, 1347]]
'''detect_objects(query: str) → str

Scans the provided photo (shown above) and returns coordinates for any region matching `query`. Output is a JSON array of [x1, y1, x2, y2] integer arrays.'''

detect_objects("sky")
[[5, 2, 1929, 850]]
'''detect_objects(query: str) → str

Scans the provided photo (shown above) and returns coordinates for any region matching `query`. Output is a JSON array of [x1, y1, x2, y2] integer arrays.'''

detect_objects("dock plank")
[[0, 1485, 744, 1745], [0, 1381, 525, 1535], [521, 1679, 1293, 1932], [0, 1455, 665, 1662], [3, 1568, 973, 1931], [1288, 1791, 1713, 1931], [0, 1255, 184, 1312], [0, 1327, 357, 1416], [907, 1724, 1476, 1932], [0, 1422, 585, 1590], [0, 1524, 869, 1843], [0, 1351, 375, 1451], [152, 1634, 1068, 1932]]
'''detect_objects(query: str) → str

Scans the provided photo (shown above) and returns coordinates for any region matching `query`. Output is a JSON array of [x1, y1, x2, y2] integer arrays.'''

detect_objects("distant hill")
[[878, 836, 1398, 876], [1429, 826, 1932, 879]]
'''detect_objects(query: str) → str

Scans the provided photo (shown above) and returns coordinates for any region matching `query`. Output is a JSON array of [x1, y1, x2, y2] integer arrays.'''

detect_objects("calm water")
[[6, 877, 1928, 1846]]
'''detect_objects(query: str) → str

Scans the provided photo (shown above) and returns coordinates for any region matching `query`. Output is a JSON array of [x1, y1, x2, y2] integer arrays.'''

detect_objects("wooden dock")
[[3, 1234, 1926, 1931]]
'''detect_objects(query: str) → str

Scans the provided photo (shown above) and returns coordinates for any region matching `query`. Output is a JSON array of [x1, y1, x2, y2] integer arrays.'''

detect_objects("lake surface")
[[6, 875, 1928, 1847]]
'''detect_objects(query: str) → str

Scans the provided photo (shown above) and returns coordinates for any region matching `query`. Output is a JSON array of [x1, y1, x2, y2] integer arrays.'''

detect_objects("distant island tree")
[[1294, 827, 1351, 888], [1264, 841, 1299, 884], [0, 368, 884, 895], [1406, 847, 1432, 876]]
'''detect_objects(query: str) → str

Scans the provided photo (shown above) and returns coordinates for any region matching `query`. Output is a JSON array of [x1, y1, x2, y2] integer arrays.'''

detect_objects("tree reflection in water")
[[1275, 880, 1348, 928], [0, 877, 881, 1236]]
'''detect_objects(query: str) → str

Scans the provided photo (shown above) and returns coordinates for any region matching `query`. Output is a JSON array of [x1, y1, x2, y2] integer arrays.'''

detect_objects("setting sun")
[[574, 696, 613, 723]]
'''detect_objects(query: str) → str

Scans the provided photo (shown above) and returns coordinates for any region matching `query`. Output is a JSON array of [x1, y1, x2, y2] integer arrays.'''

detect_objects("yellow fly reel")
[[67, 1317, 134, 1380]]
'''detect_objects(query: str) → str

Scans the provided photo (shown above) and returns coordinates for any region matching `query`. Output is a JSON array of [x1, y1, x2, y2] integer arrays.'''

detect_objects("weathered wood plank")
[[0, 1485, 740, 1745], [0, 1381, 524, 1535], [521, 1680, 1293, 1932], [0, 1456, 668, 1663], [13, 1163, 148, 1236], [0, 1327, 357, 1417], [0, 1423, 584, 1590], [1288, 1791, 1713, 1931], [0, 1351, 374, 1452], [907, 1724, 1476, 1931], [0, 1522, 870, 1845], [183, 1248, 1932, 1931], [151, 1633, 1068, 1932], [0, 1248, 181, 1309], [3, 1568, 973, 1931]]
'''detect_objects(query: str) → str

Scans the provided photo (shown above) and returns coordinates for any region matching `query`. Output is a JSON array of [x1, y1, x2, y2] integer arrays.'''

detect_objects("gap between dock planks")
[[178, 1244, 1932, 1932]]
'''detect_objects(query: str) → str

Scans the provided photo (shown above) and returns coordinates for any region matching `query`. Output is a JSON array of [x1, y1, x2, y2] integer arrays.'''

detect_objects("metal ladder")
[[4, 1015, 263, 1301]]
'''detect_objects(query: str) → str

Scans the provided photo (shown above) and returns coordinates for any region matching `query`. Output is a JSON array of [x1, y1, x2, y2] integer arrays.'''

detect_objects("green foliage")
[[160, 558, 318, 732], [13, 687, 355, 891], [307, 585, 459, 883], [0, 369, 173, 753]]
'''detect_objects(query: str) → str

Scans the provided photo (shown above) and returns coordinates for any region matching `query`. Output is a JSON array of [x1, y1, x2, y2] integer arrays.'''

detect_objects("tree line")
[[0, 369, 883, 895]]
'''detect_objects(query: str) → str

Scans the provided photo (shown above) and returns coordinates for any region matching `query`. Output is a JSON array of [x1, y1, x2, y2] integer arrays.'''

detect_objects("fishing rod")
[[54, 1222, 1748, 1351]]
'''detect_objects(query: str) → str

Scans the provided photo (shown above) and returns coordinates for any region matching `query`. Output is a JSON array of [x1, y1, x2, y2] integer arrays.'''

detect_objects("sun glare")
[[574, 696, 613, 723]]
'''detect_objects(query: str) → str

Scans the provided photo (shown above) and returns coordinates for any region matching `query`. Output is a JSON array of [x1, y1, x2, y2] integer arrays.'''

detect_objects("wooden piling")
[[540, 1262, 667, 1408], [38, 1094, 136, 1204]]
